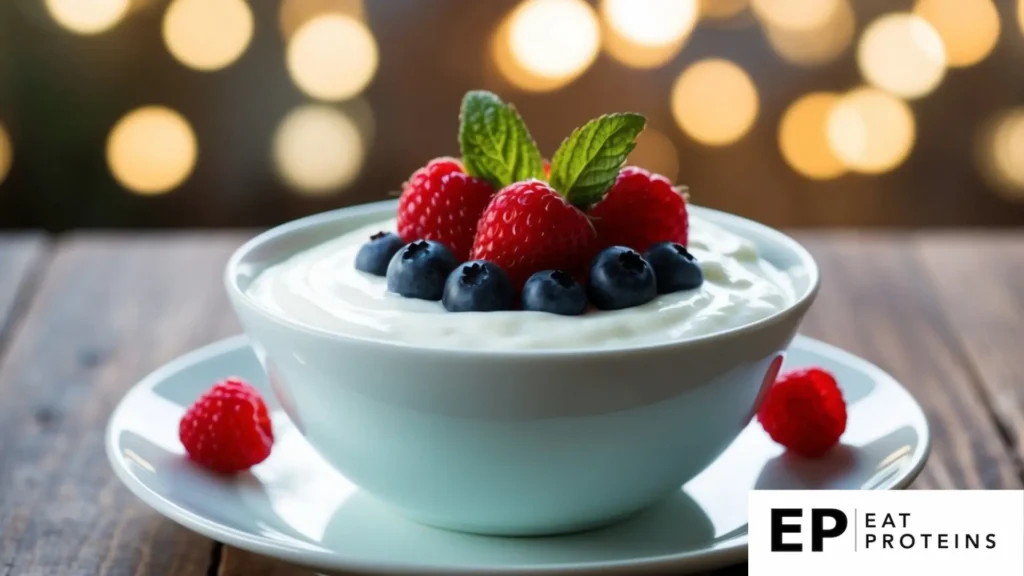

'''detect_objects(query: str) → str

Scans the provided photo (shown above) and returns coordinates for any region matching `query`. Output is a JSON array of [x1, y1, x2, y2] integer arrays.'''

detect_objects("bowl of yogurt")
[[225, 198, 819, 536]]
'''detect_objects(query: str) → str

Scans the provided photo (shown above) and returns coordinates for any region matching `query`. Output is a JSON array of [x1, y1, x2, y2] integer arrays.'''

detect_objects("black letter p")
[[811, 508, 848, 552]]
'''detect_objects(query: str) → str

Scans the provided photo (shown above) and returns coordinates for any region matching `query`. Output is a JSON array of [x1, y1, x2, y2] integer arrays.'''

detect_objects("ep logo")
[[771, 508, 848, 552]]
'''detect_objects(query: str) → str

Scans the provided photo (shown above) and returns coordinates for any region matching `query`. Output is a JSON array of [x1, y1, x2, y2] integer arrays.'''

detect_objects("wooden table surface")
[[0, 231, 1022, 576]]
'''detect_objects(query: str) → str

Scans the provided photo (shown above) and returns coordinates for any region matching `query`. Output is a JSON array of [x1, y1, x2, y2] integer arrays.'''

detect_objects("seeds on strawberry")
[[397, 157, 495, 261], [470, 180, 597, 288], [178, 377, 273, 474]]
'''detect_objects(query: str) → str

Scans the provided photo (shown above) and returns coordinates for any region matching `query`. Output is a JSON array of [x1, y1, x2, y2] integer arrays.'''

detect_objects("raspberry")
[[397, 157, 496, 261], [471, 180, 597, 288], [179, 377, 274, 474], [587, 166, 689, 253], [757, 368, 847, 458]]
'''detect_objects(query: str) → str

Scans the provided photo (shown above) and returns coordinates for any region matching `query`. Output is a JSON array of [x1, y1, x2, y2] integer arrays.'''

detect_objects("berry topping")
[[442, 261, 516, 312], [386, 240, 459, 301], [178, 377, 274, 474], [588, 166, 689, 253], [471, 180, 597, 288], [587, 246, 657, 310], [522, 270, 588, 316], [397, 157, 495, 261], [644, 242, 704, 294], [757, 368, 847, 458], [355, 231, 405, 276]]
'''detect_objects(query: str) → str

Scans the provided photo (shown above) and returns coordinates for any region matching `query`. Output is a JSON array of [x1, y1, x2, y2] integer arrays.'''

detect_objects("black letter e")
[[771, 508, 803, 552]]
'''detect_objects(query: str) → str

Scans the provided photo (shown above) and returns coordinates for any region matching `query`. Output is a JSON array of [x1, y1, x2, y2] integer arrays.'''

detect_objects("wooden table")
[[0, 231, 1022, 576]]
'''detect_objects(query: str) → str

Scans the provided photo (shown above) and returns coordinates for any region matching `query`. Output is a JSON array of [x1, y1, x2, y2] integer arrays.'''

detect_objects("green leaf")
[[458, 91, 545, 189], [549, 113, 647, 209]]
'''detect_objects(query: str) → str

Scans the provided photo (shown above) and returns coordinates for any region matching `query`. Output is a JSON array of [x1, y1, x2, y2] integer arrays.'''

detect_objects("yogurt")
[[245, 216, 799, 350]]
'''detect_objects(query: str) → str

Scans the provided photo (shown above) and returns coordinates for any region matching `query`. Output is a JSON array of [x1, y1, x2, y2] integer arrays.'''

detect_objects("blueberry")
[[355, 231, 405, 276], [587, 246, 657, 310], [386, 240, 459, 300], [644, 242, 704, 293], [522, 270, 588, 316], [442, 261, 516, 312]]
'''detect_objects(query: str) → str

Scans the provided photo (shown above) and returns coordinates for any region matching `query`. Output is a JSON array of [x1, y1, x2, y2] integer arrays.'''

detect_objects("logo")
[[749, 490, 1024, 575]]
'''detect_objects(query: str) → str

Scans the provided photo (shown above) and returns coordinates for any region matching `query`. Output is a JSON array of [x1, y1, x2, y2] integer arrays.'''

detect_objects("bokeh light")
[[286, 15, 378, 101], [779, 93, 845, 180], [280, 0, 364, 40], [0, 124, 11, 186], [602, 0, 697, 47], [671, 59, 759, 146], [601, 0, 696, 68], [977, 108, 1024, 201], [162, 0, 254, 71], [857, 13, 946, 100], [273, 105, 365, 195], [106, 106, 198, 195], [827, 87, 916, 174], [45, 0, 129, 35], [763, 0, 854, 67], [751, 0, 838, 31], [913, 0, 999, 68], [506, 0, 600, 82], [699, 0, 748, 20], [627, 128, 680, 183], [1020, 0, 1024, 36]]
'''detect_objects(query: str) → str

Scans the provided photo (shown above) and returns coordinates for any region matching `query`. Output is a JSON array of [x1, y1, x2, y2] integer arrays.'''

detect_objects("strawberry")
[[471, 180, 597, 288], [179, 377, 274, 474], [397, 157, 495, 261], [587, 166, 689, 253], [757, 368, 847, 458]]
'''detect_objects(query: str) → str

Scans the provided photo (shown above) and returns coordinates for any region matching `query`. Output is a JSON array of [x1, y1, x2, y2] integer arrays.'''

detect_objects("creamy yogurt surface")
[[245, 216, 799, 350]]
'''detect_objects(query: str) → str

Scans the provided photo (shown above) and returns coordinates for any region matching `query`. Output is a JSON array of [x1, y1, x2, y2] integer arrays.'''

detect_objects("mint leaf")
[[549, 113, 647, 209], [458, 91, 544, 189]]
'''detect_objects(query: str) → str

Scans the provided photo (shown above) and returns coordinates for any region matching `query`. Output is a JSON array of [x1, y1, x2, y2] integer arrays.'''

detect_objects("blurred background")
[[1, 0, 1023, 231]]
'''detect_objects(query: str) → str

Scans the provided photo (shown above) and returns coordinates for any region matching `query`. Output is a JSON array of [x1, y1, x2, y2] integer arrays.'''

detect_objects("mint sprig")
[[549, 113, 646, 210], [458, 91, 545, 189]]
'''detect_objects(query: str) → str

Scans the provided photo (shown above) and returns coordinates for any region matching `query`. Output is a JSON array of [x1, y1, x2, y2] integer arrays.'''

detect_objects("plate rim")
[[106, 334, 931, 575]]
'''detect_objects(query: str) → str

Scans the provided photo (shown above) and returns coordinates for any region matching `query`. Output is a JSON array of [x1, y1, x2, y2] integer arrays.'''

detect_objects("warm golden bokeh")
[[699, 0, 748, 20], [286, 15, 378, 101], [601, 0, 697, 47], [858, 13, 946, 99], [273, 105, 365, 195], [162, 0, 254, 71], [671, 59, 758, 146], [45, 0, 129, 35], [601, 0, 696, 68], [763, 0, 854, 67], [778, 93, 845, 180], [627, 128, 680, 183], [1020, 0, 1024, 35], [0, 124, 11, 186], [827, 87, 916, 174], [914, 0, 999, 68], [751, 0, 838, 31], [280, 0, 364, 40], [977, 108, 1024, 200], [106, 106, 198, 195], [506, 0, 601, 83]]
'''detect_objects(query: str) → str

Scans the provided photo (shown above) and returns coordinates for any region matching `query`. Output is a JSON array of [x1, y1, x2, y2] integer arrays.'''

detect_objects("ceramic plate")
[[106, 334, 930, 575]]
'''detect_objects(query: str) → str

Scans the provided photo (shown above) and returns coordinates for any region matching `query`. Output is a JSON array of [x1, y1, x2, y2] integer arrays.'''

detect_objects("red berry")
[[179, 377, 274, 474], [397, 157, 496, 261], [471, 180, 597, 288], [757, 368, 847, 458], [587, 166, 689, 253]]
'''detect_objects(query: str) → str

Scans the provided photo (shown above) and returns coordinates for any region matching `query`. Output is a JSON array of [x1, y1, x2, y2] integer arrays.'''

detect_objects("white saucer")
[[106, 335, 930, 575]]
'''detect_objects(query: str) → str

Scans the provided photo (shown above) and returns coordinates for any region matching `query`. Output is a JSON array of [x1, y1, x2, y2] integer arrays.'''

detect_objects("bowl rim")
[[224, 200, 820, 359]]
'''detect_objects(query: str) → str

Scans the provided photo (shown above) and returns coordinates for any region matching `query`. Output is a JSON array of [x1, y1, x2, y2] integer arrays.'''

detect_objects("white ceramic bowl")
[[225, 200, 820, 536]]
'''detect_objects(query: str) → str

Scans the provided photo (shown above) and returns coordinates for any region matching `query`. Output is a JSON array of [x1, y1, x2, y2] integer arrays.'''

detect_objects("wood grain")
[[0, 234, 46, 345], [916, 233, 1024, 482], [794, 232, 1023, 490], [0, 233, 245, 576]]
